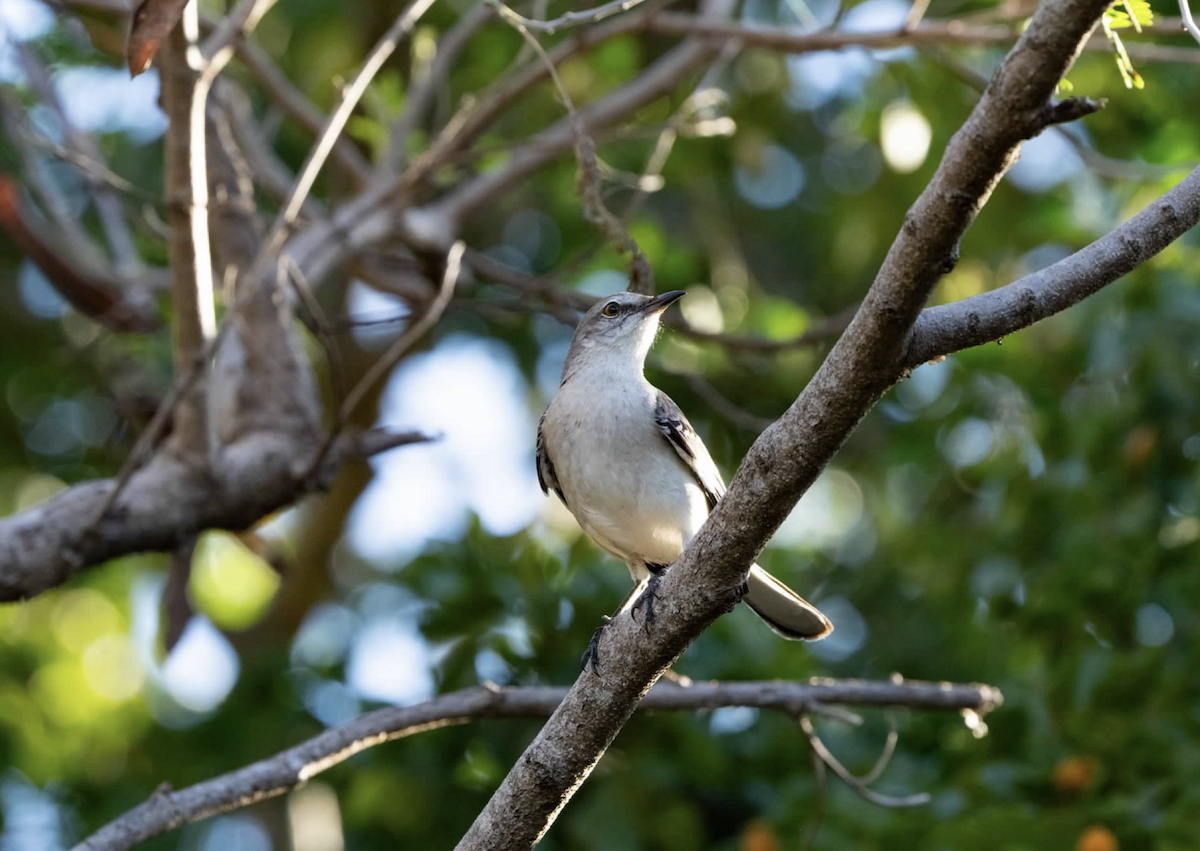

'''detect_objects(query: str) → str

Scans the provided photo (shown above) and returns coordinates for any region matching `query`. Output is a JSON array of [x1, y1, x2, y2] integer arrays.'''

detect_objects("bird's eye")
[[602, 302, 620, 317]]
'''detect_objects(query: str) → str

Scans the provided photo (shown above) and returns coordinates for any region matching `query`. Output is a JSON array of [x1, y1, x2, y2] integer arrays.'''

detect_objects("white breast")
[[542, 374, 708, 574]]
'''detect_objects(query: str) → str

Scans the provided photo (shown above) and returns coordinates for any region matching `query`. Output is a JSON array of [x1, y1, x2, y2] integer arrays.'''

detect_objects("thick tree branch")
[[73, 678, 999, 851], [0, 427, 430, 602], [455, 1, 1113, 848], [906, 164, 1200, 365]]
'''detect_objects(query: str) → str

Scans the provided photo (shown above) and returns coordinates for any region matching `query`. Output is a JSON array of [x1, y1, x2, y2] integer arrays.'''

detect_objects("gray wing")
[[536, 414, 567, 508], [654, 390, 725, 511]]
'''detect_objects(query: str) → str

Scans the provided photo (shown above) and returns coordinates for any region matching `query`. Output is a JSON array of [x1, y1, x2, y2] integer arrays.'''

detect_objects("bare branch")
[[269, 2, 684, 288], [198, 0, 278, 66], [1179, 0, 1200, 45], [799, 715, 930, 808], [490, 0, 656, 292], [640, 13, 1200, 65], [232, 37, 373, 184], [267, 0, 438, 246], [906, 165, 1200, 365], [73, 678, 998, 851], [485, 0, 650, 35], [0, 177, 159, 332], [428, 29, 730, 229], [387, 2, 494, 169], [307, 240, 463, 480], [160, 1, 218, 457], [15, 42, 143, 276], [0, 416, 428, 602]]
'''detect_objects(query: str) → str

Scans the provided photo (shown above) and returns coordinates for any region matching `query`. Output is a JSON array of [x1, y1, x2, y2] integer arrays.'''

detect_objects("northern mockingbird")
[[538, 290, 832, 670]]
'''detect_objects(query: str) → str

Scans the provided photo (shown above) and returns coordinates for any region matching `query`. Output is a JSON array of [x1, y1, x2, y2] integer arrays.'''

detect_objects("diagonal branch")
[[73, 678, 999, 851], [454, 1, 1114, 848]]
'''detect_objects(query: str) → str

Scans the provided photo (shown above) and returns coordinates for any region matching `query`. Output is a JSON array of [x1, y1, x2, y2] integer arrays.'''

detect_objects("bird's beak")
[[643, 290, 686, 314]]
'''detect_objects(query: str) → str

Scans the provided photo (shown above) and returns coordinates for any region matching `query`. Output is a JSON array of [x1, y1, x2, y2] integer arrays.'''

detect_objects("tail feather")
[[743, 564, 832, 641]]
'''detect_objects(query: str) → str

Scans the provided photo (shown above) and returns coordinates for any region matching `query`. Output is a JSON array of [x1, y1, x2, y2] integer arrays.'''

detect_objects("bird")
[[537, 289, 832, 671]]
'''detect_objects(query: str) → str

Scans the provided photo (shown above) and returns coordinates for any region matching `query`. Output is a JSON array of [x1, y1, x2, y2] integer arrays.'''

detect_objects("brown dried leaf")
[[126, 0, 190, 77]]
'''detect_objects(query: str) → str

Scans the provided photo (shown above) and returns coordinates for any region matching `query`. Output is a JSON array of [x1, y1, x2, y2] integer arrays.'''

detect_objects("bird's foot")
[[736, 575, 750, 601], [630, 574, 664, 635], [581, 615, 611, 676]]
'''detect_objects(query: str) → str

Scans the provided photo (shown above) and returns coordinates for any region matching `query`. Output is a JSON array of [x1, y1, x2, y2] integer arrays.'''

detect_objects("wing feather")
[[654, 391, 725, 511], [536, 414, 568, 508]]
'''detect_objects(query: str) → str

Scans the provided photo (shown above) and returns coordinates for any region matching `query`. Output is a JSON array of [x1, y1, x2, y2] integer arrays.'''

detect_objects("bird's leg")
[[630, 562, 669, 634], [582, 579, 650, 674], [581, 616, 611, 676]]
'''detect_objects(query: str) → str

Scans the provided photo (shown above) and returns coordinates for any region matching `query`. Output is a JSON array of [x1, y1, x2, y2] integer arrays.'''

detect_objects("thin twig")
[[388, 2, 494, 169], [640, 13, 1200, 65], [21, 133, 165, 206], [268, 0, 439, 245], [284, 256, 346, 415], [485, 0, 650, 35], [306, 240, 464, 480], [490, 0, 655, 291], [858, 713, 900, 786], [232, 37, 373, 183], [199, 0, 278, 65], [14, 41, 143, 276], [799, 715, 931, 808], [798, 746, 826, 851], [904, 0, 934, 30]]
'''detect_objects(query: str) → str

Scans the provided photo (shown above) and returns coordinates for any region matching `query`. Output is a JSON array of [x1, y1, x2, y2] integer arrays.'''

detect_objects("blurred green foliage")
[[2, 0, 1200, 849]]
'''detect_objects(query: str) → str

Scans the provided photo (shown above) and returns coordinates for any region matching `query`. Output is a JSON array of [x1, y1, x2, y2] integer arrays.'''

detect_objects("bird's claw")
[[581, 615, 611, 675], [630, 574, 663, 635]]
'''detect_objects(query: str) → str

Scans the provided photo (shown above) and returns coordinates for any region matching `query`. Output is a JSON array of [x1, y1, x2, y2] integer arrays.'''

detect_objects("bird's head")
[[563, 290, 686, 380]]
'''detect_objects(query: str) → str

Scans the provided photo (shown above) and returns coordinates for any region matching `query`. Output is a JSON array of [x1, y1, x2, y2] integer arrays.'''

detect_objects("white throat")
[[561, 320, 658, 386]]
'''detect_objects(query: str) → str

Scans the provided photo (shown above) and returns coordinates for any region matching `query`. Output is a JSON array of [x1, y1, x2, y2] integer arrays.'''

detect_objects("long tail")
[[743, 564, 833, 640]]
